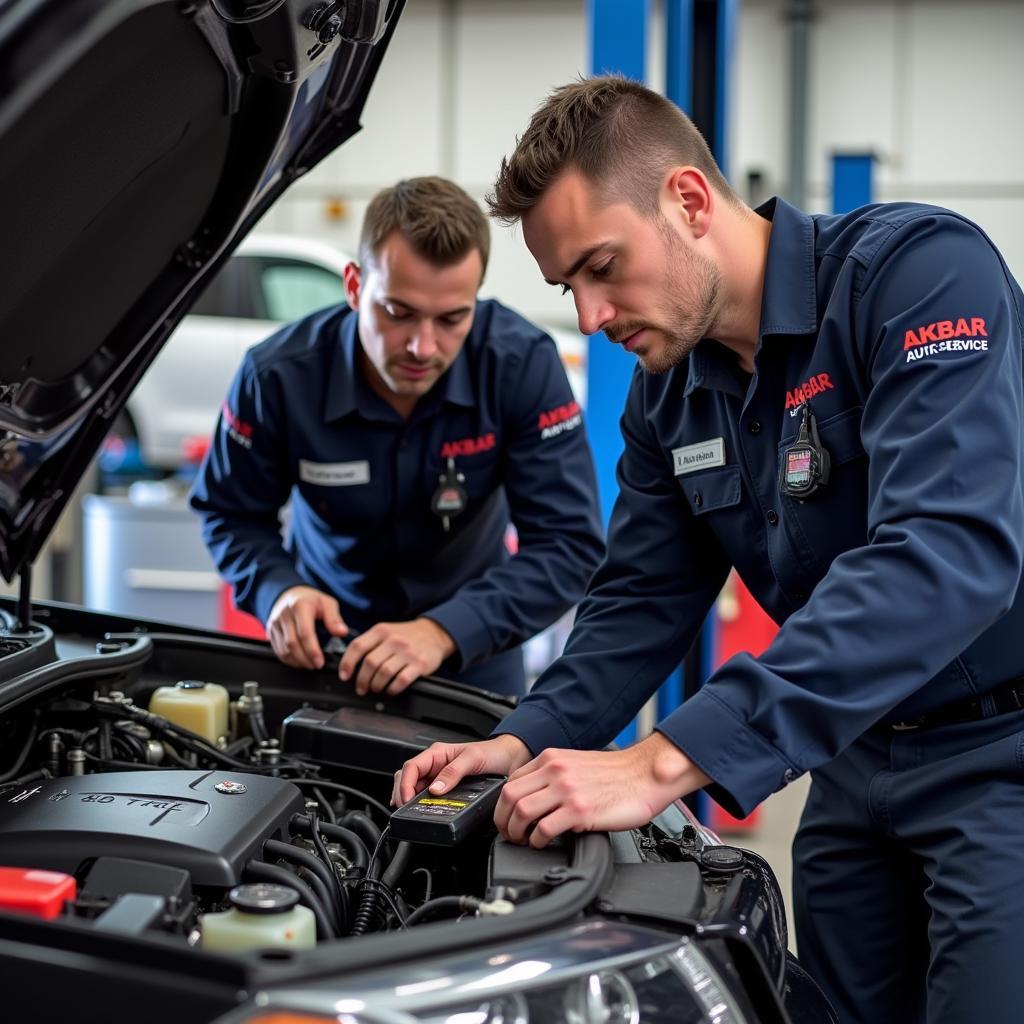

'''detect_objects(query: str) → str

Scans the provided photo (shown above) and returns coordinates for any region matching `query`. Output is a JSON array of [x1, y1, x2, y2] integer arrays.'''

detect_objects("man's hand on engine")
[[393, 734, 533, 806], [494, 733, 711, 849], [266, 585, 348, 670], [340, 618, 457, 696]]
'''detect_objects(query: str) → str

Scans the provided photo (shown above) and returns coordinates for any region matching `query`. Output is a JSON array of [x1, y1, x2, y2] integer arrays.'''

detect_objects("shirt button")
[[693, 491, 703, 508], [748, 420, 762, 434], [783, 768, 797, 784], [766, 509, 778, 525]]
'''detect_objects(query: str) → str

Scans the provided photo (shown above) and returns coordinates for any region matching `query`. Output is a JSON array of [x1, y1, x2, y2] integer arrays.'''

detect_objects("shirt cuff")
[[422, 597, 495, 667], [253, 569, 308, 627], [656, 686, 798, 818], [490, 701, 574, 755]]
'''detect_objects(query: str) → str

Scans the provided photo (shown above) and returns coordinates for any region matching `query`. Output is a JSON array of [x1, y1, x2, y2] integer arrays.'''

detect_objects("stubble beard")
[[638, 223, 724, 375]]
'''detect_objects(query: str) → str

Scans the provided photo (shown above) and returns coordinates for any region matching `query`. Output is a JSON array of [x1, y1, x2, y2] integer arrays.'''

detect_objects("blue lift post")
[[832, 152, 875, 213], [585, 0, 739, 752], [658, 0, 740, 822], [585, 0, 650, 746]]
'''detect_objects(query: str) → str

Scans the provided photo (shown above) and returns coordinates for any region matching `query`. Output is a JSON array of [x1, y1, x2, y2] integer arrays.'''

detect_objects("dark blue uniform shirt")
[[497, 198, 1024, 815], [190, 298, 604, 685]]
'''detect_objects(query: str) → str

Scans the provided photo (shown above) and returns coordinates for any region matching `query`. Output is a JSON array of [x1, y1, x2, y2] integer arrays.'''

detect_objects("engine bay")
[[0, 602, 676, 956]]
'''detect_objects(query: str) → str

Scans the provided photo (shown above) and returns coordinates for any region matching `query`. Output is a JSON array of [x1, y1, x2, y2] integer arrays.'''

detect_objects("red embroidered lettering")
[[783, 372, 835, 411], [440, 433, 496, 460], [904, 316, 988, 350], [537, 401, 581, 431]]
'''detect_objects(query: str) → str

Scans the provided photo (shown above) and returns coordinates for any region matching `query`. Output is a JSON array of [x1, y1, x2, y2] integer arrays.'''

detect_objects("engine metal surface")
[[0, 770, 303, 886]]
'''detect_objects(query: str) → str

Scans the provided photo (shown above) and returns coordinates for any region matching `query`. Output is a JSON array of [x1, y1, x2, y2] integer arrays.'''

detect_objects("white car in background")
[[122, 234, 351, 468], [119, 234, 586, 469]]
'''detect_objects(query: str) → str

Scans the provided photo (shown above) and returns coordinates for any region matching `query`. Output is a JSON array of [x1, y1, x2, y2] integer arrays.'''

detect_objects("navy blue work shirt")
[[189, 298, 604, 683], [496, 198, 1024, 815]]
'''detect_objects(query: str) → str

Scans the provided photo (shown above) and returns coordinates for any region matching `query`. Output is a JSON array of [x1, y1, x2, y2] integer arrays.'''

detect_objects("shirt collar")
[[324, 308, 476, 423], [756, 196, 818, 338], [683, 342, 746, 399], [683, 196, 817, 399]]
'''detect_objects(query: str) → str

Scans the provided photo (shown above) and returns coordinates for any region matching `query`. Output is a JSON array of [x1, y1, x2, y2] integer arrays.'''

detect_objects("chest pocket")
[[777, 406, 868, 570], [776, 406, 866, 474], [295, 457, 385, 530], [680, 464, 743, 516]]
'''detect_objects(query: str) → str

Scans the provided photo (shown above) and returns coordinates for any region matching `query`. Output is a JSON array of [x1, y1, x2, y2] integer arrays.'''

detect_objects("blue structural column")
[[585, 0, 649, 529], [655, 1, 740, 735], [585, 0, 649, 745], [832, 152, 875, 213]]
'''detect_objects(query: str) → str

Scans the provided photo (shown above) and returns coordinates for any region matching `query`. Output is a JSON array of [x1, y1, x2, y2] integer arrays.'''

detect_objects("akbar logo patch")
[[538, 401, 582, 439], [785, 373, 834, 414], [440, 433, 496, 458], [221, 402, 253, 448], [903, 316, 989, 363]]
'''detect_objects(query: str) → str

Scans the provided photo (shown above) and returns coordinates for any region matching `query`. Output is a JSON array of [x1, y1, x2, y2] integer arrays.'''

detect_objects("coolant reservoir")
[[200, 883, 315, 951], [148, 680, 229, 744]]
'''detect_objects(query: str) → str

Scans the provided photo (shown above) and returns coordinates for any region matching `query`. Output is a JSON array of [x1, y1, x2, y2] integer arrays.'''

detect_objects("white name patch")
[[672, 438, 725, 476], [299, 459, 370, 486]]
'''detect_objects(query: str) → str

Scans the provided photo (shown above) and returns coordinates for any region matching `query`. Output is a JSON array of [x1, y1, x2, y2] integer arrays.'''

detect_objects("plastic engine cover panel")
[[0, 771, 303, 887]]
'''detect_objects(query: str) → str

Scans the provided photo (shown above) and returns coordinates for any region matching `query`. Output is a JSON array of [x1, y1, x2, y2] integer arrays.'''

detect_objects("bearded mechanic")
[[191, 177, 604, 698], [396, 78, 1024, 1023]]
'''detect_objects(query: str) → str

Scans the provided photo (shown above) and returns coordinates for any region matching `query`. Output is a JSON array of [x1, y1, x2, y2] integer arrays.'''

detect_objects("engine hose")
[[340, 810, 382, 852], [308, 813, 350, 934], [349, 841, 412, 936], [291, 814, 369, 872], [291, 779, 391, 826], [0, 711, 41, 784], [248, 709, 270, 745], [94, 702, 257, 772], [295, 866, 339, 932], [243, 860, 335, 941], [262, 839, 342, 932], [405, 895, 483, 928], [98, 719, 113, 761]]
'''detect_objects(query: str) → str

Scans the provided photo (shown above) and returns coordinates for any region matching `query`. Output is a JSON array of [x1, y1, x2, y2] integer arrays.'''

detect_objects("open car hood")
[[0, 0, 403, 580]]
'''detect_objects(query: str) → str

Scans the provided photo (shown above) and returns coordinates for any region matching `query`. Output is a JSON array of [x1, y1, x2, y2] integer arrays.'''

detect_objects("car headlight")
[[414, 942, 747, 1024]]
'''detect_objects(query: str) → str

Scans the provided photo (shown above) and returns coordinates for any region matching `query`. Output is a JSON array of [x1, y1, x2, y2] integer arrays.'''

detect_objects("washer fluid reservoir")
[[148, 680, 229, 744], [200, 883, 316, 951]]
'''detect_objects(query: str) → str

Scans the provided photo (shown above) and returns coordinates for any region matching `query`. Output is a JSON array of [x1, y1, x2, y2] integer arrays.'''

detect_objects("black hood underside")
[[0, 0, 402, 580]]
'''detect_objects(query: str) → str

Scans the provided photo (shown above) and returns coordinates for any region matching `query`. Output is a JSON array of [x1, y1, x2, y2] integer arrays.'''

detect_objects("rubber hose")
[[291, 815, 369, 872], [404, 895, 480, 928], [263, 839, 341, 932], [243, 860, 335, 941]]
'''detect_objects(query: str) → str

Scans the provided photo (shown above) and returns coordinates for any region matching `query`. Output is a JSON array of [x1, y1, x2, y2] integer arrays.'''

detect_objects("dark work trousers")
[[793, 706, 1024, 1023], [448, 645, 526, 698]]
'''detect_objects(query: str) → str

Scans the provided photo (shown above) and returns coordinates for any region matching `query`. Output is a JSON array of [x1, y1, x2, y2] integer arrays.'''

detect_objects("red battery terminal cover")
[[0, 866, 77, 920]]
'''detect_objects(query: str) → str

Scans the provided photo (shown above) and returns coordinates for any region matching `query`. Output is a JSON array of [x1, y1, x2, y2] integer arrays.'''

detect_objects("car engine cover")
[[0, 771, 303, 887]]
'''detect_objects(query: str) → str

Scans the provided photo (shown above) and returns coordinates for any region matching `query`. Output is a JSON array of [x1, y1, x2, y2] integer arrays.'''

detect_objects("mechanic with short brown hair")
[[397, 78, 1024, 1023], [191, 176, 604, 698]]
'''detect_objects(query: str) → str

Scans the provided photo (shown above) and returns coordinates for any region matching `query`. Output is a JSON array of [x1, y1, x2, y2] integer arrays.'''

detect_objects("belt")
[[890, 676, 1024, 732]]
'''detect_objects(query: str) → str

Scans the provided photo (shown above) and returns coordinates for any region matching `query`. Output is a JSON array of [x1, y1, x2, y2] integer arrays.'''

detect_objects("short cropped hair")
[[360, 176, 490, 276], [488, 75, 739, 224]]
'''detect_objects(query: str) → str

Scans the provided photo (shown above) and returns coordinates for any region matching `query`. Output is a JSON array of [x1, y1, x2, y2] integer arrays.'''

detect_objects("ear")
[[342, 261, 362, 310], [663, 167, 714, 240]]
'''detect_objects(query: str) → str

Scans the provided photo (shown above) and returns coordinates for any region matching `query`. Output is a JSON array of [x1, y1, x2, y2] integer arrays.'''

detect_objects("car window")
[[189, 261, 239, 318], [255, 259, 346, 321]]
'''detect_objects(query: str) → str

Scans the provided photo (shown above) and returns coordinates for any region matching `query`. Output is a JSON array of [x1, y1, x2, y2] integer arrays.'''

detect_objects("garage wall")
[[258, 0, 1024, 330]]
